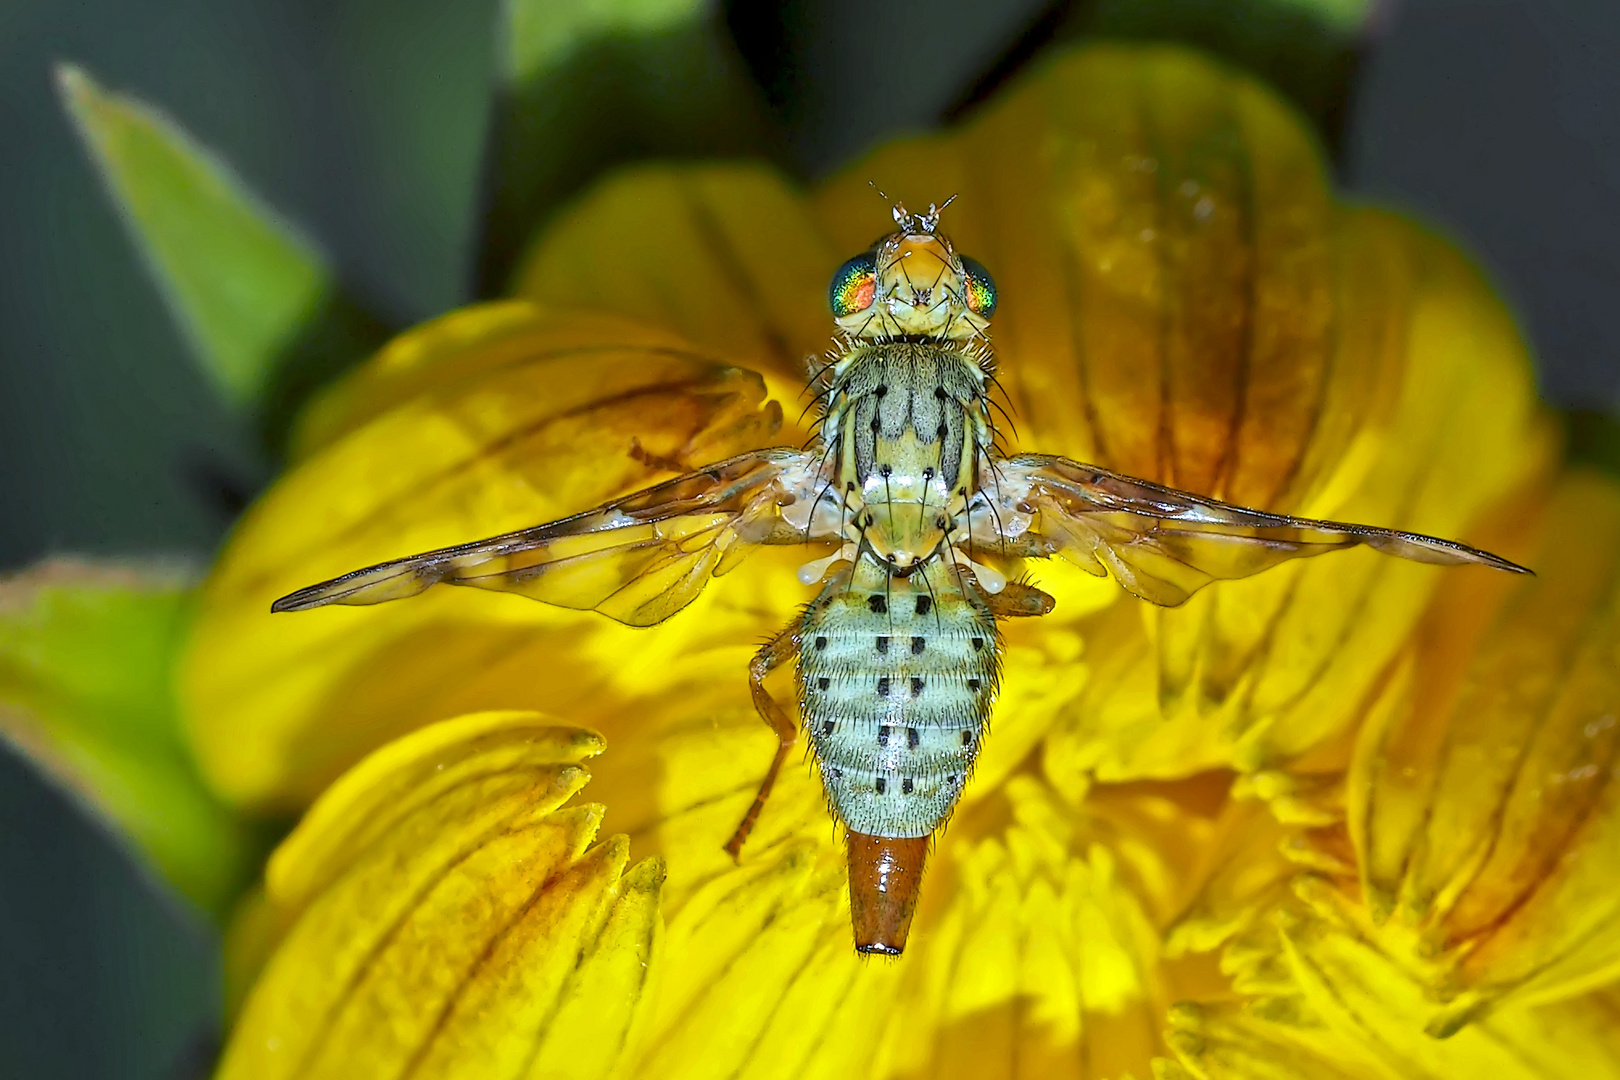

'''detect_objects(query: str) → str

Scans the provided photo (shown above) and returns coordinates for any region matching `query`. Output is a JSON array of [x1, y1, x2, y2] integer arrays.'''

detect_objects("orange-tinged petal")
[[1338, 470, 1620, 1024], [181, 302, 782, 808], [1041, 213, 1552, 781], [814, 45, 1354, 498], [265, 711, 606, 908], [1159, 474, 1620, 1075], [218, 710, 660, 1080]]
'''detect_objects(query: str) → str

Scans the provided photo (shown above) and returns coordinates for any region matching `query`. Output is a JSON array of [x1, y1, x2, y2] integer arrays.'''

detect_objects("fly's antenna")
[[916, 194, 958, 234], [870, 182, 959, 234], [869, 179, 910, 231]]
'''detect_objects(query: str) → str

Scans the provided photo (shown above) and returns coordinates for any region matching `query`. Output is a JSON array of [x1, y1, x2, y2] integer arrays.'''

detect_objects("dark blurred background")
[[1, 0, 1615, 1076]]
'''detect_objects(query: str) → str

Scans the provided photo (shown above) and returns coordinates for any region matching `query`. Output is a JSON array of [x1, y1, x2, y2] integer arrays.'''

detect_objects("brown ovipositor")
[[846, 832, 931, 955]]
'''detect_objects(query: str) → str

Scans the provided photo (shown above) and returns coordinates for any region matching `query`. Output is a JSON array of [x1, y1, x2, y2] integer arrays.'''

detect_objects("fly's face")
[[829, 201, 998, 342]]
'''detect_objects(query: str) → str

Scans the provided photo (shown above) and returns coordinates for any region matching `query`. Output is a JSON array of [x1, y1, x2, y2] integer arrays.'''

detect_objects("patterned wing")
[[983, 454, 1529, 607], [272, 448, 834, 626]]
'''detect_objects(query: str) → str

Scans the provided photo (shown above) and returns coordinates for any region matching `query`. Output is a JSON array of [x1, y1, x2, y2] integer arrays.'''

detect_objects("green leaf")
[[475, 0, 787, 295], [56, 64, 332, 410], [0, 559, 264, 917], [505, 0, 710, 81]]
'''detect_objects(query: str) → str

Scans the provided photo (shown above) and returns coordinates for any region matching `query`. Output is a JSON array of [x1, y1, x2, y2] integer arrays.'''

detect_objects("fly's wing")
[[272, 448, 834, 626], [985, 454, 1529, 607]]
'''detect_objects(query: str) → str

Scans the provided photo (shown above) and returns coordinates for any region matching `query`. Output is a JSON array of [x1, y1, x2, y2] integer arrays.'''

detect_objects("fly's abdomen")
[[798, 560, 997, 838]]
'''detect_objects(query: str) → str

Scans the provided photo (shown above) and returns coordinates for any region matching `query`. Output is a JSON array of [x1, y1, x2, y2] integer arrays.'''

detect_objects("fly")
[[273, 199, 1530, 955]]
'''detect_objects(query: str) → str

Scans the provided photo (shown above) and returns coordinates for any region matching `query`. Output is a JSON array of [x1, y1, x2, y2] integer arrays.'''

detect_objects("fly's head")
[[828, 200, 997, 342]]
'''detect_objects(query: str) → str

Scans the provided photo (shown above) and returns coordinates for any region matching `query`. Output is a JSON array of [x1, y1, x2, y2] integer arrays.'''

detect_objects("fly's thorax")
[[797, 557, 998, 838], [817, 341, 995, 570]]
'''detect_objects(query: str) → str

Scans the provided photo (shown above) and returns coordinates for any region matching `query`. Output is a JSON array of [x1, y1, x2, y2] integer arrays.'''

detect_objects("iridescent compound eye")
[[829, 253, 877, 317], [959, 256, 997, 318]]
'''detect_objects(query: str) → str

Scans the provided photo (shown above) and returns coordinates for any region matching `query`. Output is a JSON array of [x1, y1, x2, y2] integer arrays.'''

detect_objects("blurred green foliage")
[[0, 562, 264, 917], [59, 67, 332, 412]]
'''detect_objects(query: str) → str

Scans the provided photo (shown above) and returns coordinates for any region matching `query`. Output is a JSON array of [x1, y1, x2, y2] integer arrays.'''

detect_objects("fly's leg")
[[984, 581, 1056, 618], [723, 626, 800, 860]]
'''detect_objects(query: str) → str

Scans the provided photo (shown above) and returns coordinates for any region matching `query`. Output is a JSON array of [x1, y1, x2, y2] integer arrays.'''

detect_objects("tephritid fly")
[[274, 199, 1527, 955]]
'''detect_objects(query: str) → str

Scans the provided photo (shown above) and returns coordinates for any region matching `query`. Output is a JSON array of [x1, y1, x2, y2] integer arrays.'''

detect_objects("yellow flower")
[[1160, 471, 1620, 1079], [181, 44, 1620, 1080]]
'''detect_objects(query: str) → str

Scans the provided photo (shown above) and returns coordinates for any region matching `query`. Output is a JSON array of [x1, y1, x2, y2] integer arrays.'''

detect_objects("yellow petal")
[[181, 301, 782, 808], [1342, 470, 1620, 1023], [218, 710, 661, 1080], [491, 634, 1235, 1080], [1281, 901, 1620, 1078], [512, 163, 837, 397], [1160, 996, 1379, 1080], [603, 736, 1238, 1080], [1162, 792, 1296, 957]]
